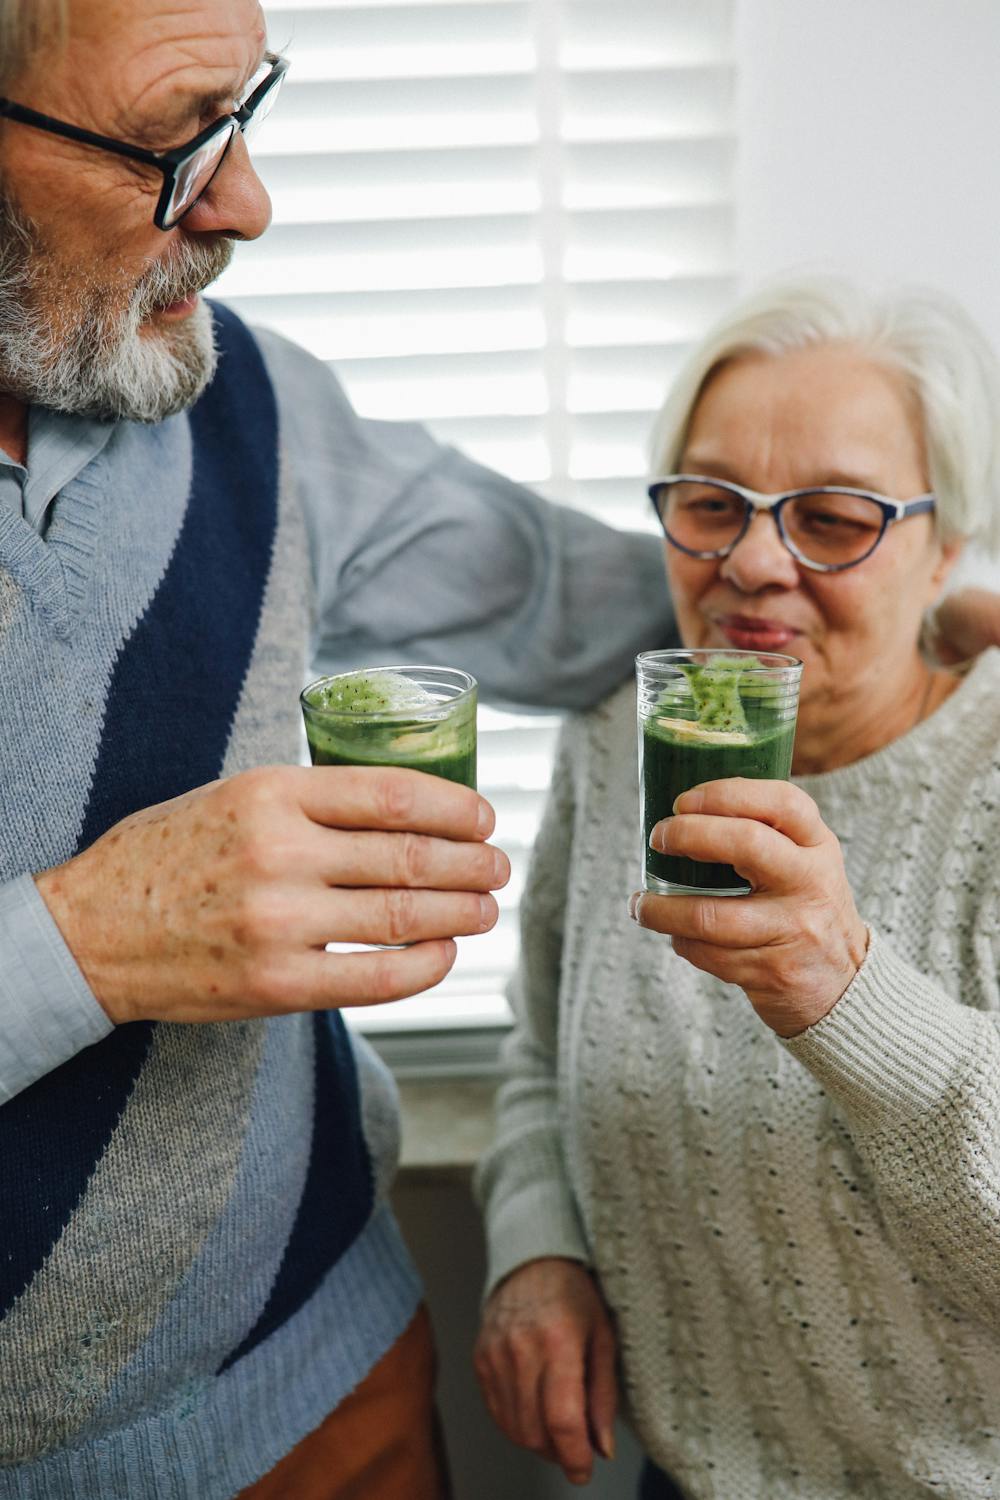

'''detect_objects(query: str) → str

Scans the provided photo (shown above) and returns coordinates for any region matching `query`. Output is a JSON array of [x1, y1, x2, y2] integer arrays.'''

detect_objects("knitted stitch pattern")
[[479, 649, 1000, 1500], [0, 306, 420, 1499]]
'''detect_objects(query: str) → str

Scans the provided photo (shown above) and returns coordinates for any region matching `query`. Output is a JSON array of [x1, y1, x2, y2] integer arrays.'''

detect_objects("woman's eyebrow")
[[679, 455, 741, 481], [680, 455, 890, 491]]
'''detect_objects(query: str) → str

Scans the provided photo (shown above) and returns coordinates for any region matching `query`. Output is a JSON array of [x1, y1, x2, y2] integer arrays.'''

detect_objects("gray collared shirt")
[[0, 406, 113, 533]]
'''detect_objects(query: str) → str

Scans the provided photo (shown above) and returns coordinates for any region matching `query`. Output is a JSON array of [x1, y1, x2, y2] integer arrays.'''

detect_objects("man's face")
[[0, 0, 272, 422]]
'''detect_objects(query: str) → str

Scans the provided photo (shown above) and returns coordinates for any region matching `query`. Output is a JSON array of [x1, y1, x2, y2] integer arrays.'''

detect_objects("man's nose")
[[179, 132, 272, 242], [719, 510, 800, 591]]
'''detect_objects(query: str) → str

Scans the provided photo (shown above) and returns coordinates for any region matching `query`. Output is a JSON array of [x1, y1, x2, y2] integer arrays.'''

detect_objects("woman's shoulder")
[[939, 648, 1000, 779], [558, 677, 637, 768]]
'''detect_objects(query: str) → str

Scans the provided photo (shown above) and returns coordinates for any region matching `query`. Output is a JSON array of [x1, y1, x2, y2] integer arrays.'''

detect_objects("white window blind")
[[216, 0, 737, 1047]]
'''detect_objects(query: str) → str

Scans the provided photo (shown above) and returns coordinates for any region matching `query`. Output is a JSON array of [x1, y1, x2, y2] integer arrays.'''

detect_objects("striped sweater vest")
[[0, 305, 420, 1499]]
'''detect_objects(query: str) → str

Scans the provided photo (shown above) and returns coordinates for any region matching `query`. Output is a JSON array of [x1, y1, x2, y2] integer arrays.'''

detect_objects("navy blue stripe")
[[0, 305, 280, 1317], [0, 1022, 155, 1315], [219, 1011, 375, 1371], [79, 302, 279, 842]]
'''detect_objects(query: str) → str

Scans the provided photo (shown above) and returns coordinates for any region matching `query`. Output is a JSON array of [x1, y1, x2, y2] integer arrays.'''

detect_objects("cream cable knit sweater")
[[478, 648, 1000, 1500]]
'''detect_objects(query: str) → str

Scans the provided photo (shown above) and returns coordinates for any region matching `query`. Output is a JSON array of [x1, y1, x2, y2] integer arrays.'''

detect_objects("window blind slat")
[[259, 0, 735, 1033]]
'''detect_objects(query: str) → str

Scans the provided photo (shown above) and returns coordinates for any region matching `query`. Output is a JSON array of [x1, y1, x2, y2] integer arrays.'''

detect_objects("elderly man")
[[0, 2, 676, 1496], [0, 1, 997, 1498]]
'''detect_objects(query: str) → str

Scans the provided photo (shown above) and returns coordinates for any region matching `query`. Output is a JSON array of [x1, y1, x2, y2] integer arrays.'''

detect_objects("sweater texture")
[[479, 649, 1000, 1500], [0, 305, 420, 1497]]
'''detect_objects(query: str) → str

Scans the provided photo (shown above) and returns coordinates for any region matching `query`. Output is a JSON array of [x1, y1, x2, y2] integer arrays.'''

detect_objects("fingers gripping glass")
[[648, 475, 936, 572], [0, 53, 287, 230]]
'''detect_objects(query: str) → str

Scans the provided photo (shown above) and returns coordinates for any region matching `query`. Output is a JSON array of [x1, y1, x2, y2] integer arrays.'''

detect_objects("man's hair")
[[0, 0, 69, 92], [649, 274, 1000, 559]]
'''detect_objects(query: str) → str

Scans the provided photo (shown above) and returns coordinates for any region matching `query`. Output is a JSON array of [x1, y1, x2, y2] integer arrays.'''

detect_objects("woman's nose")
[[719, 511, 800, 592]]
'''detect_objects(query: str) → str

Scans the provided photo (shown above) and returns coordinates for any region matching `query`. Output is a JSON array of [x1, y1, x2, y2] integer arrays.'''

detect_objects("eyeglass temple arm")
[[898, 496, 936, 519], [0, 96, 164, 167]]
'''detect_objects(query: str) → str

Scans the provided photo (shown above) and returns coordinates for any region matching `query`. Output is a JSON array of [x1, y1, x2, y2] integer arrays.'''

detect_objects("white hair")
[[648, 275, 1000, 559], [0, 0, 69, 91]]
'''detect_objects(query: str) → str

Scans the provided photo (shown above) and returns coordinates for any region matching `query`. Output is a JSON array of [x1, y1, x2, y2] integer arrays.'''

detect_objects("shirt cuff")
[[0, 873, 113, 1104], [781, 926, 989, 1136]]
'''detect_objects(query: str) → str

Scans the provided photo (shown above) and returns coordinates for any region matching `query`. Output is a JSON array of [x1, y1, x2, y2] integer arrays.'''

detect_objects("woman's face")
[[665, 344, 960, 763]]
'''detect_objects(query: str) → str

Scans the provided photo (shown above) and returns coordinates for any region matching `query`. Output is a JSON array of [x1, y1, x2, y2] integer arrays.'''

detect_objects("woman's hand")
[[474, 1256, 619, 1486], [630, 778, 868, 1037]]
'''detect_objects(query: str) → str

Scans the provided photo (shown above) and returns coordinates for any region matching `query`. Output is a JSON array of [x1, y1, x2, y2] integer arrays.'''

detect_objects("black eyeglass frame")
[[0, 51, 288, 231], [648, 473, 937, 573]]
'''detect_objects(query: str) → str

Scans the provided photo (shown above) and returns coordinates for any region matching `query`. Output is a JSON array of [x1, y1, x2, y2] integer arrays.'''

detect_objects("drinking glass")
[[637, 649, 802, 895]]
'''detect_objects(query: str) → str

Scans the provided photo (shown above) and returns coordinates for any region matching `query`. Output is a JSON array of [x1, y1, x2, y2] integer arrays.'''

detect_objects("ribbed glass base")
[[643, 873, 750, 898]]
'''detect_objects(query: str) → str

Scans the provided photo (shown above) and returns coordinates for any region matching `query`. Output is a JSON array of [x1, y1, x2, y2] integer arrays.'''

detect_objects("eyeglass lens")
[[163, 121, 237, 227], [655, 481, 886, 568], [241, 69, 283, 146]]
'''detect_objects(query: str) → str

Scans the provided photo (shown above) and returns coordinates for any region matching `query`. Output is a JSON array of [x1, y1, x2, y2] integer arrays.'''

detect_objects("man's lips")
[[715, 614, 800, 649], [153, 293, 200, 320]]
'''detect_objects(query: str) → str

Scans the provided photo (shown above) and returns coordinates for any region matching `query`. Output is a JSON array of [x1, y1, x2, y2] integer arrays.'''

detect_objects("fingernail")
[[479, 894, 495, 931], [491, 849, 509, 886], [649, 819, 669, 852], [599, 1428, 616, 1460], [476, 800, 493, 837], [674, 787, 702, 814], [627, 892, 642, 922]]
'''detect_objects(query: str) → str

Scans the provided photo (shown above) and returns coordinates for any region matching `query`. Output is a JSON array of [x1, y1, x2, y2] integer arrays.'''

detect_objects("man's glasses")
[[648, 474, 937, 573], [0, 52, 287, 231]]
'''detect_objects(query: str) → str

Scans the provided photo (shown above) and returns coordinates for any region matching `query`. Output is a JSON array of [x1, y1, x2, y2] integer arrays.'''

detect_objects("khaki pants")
[[237, 1304, 451, 1500]]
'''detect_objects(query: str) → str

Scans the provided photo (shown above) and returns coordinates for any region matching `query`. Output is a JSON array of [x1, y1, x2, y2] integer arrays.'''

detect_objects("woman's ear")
[[928, 538, 964, 601]]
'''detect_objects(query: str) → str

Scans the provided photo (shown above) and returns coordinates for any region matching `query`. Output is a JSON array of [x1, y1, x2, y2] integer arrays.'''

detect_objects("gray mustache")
[[133, 238, 234, 317]]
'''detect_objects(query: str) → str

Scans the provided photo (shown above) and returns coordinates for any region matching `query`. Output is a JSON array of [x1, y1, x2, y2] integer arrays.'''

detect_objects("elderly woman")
[[474, 277, 1000, 1499]]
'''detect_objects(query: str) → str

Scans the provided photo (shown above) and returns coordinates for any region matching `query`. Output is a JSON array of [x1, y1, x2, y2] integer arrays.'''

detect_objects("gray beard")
[[0, 192, 234, 423]]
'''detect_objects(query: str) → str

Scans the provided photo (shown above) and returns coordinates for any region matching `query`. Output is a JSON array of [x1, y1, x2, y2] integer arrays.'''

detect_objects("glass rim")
[[301, 664, 478, 721], [636, 647, 803, 675]]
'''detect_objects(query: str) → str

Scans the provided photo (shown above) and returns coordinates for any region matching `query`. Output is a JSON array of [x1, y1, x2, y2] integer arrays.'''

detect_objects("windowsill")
[[397, 1076, 498, 1183]]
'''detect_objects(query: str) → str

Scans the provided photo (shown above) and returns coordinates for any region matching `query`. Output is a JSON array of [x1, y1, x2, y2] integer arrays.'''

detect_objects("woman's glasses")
[[0, 52, 287, 231], [648, 474, 936, 573]]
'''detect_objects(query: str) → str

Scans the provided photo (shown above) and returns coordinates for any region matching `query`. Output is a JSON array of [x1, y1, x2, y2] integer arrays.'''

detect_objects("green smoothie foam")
[[642, 655, 795, 893], [302, 669, 477, 788], [307, 670, 437, 716]]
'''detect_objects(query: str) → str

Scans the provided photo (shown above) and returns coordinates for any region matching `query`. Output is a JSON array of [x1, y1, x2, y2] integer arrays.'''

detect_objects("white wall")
[[735, 0, 1000, 350], [735, 0, 1000, 589]]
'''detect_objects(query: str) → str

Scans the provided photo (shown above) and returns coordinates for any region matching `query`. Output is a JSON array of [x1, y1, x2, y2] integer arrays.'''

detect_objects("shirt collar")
[[0, 406, 114, 532]]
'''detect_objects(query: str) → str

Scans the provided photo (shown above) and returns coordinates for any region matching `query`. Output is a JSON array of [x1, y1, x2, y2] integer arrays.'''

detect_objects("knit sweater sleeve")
[[475, 722, 591, 1295], [784, 922, 1000, 1324]]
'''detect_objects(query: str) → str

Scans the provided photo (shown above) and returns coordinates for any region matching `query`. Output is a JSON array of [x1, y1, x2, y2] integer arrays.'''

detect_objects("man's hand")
[[35, 765, 510, 1025], [929, 586, 1000, 666], [474, 1257, 619, 1487], [630, 778, 868, 1038]]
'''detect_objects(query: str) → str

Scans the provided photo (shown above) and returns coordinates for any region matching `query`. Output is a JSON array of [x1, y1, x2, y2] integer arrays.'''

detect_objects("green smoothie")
[[300, 668, 477, 788], [637, 652, 800, 894]]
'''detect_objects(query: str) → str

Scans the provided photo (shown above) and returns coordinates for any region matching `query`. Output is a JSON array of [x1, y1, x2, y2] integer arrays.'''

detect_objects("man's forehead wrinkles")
[[117, 39, 262, 134]]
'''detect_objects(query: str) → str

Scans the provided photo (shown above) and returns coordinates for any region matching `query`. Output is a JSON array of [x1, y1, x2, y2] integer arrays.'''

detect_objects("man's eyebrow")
[[138, 54, 267, 139]]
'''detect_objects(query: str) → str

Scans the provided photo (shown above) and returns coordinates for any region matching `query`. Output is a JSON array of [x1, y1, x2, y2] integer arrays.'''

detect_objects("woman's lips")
[[716, 614, 799, 651]]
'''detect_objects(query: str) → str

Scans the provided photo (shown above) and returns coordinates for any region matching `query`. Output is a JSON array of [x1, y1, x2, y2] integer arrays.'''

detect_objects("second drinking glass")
[[637, 648, 802, 896]]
